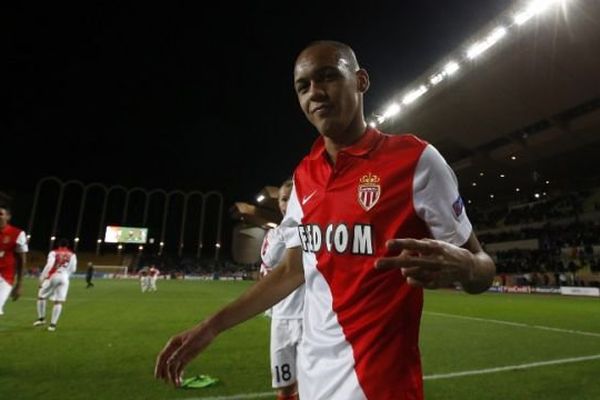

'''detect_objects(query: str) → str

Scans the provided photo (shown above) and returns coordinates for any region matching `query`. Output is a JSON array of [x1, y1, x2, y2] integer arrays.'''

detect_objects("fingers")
[[385, 238, 442, 255], [155, 337, 182, 383], [375, 256, 445, 270]]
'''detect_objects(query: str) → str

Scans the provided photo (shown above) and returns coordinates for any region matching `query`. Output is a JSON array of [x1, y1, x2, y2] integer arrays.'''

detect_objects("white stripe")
[[180, 392, 274, 400], [425, 311, 600, 338], [424, 354, 600, 380]]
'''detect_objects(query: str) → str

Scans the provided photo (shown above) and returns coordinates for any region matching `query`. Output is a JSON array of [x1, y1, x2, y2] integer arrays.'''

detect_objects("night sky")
[[6, 1, 513, 251]]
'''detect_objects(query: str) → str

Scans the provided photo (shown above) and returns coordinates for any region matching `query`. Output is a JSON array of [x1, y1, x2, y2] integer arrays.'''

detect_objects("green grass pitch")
[[1, 278, 599, 400]]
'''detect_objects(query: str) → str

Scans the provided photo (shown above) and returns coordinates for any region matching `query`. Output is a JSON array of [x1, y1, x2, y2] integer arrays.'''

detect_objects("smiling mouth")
[[312, 105, 332, 115]]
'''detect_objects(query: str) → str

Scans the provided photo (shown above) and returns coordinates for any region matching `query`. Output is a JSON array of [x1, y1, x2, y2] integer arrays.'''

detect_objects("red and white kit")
[[0, 224, 28, 314], [38, 247, 77, 302], [282, 129, 472, 400]]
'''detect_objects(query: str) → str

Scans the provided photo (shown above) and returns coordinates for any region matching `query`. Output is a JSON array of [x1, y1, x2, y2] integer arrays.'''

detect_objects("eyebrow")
[[294, 66, 340, 86]]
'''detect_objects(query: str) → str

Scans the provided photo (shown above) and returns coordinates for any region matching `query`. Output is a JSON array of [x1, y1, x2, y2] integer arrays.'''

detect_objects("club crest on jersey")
[[358, 172, 381, 211]]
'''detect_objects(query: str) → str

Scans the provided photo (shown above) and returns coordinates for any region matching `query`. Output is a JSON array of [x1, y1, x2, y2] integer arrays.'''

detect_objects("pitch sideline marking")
[[424, 311, 600, 338], [179, 354, 600, 400]]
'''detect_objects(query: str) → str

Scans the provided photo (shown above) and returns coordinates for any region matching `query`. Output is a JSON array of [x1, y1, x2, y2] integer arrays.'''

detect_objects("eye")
[[296, 83, 308, 94]]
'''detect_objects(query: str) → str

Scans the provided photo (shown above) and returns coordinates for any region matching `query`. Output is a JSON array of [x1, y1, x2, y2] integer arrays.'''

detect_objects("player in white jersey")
[[140, 267, 151, 292], [149, 265, 160, 291], [260, 180, 304, 400], [33, 239, 77, 331]]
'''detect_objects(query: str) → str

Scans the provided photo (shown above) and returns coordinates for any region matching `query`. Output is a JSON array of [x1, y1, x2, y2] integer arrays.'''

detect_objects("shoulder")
[[381, 132, 429, 151]]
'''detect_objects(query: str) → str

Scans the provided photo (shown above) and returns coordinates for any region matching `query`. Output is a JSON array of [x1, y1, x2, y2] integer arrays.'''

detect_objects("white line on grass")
[[424, 353, 600, 380], [180, 354, 600, 400], [424, 311, 600, 338]]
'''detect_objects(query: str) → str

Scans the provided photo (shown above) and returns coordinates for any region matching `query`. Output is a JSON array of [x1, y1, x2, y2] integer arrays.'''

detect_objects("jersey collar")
[[308, 127, 382, 161]]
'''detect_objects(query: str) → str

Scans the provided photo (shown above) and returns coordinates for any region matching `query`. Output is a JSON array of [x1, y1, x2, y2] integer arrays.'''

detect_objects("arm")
[[68, 254, 77, 276], [375, 232, 495, 294], [155, 246, 304, 387], [40, 252, 55, 282], [11, 252, 26, 300]]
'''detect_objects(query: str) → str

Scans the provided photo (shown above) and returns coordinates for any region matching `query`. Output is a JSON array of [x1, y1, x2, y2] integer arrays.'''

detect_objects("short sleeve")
[[413, 145, 472, 246], [281, 182, 302, 248], [15, 231, 29, 253]]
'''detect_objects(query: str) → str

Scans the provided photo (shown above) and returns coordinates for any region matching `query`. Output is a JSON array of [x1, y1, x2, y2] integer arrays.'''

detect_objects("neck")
[[324, 119, 367, 165]]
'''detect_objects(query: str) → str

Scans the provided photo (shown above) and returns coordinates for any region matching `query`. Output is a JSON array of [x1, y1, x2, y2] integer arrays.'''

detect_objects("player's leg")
[[151, 277, 157, 291], [34, 279, 52, 325], [47, 276, 69, 331], [270, 319, 299, 400], [0, 277, 13, 315]]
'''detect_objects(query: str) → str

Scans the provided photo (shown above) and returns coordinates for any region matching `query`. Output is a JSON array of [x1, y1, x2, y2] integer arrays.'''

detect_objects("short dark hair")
[[300, 40, 360, 71], [58, 238, 69, 248], [0, 204, 11, 213]]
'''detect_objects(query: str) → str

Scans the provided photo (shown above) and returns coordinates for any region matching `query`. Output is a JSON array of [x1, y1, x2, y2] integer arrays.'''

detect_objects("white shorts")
[[38, 273, 70, 302], [270, 318, 302, 388], [0, 276, 13, 313]]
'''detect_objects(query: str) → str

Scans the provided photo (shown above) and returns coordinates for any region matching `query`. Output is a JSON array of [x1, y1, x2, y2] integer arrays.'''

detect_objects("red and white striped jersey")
[[0, 224, 28, 285], [41, 247, 77, 280], [149, 267, 159, 277], [281, 128, 472, 400], [260, 226, 305, 319]]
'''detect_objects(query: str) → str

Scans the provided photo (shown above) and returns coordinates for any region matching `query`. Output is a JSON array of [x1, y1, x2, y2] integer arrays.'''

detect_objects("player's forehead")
[[279, 185, 292, 199], [294, 45, 350, 81]]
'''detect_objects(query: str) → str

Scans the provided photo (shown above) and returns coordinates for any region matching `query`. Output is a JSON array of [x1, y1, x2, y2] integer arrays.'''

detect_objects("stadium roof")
[[374, 0, 600, 207]]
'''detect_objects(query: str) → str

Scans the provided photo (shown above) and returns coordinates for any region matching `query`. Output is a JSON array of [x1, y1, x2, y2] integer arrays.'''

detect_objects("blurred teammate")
[[155, 41, 495, 399], [140, 267, 151, 292], [259, 179, 304, 400], [0, 205, 28, 316], [34, 238, 77, 331], [149, 265, 160, 292]]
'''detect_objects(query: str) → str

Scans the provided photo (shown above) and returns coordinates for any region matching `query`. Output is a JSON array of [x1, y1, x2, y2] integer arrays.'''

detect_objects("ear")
[[356, 69, 370, 93]]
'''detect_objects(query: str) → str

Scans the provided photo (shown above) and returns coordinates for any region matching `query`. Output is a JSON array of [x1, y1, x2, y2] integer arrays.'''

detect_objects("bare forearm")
[[209, 249, 304, 334], [461, 250, 495, 294], [15, 254, 26, 286]]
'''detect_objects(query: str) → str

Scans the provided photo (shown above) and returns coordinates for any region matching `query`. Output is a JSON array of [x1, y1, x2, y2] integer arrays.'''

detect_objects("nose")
[[307, 80, 327, 101]]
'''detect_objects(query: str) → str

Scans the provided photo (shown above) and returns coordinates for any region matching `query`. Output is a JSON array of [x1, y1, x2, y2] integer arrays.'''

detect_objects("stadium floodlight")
[[368, 121, 377, 128], [377, 115, 386, 124], [511, 155, 517, 160], [215, 243, 221, 248], [443, 61, 460, 75], [490, 194, 495, 199], [117, 244, 123, 250], [26, 234, 31, 240], [534, 193, 541, 198], [402, 85, 428, 105], [430, 73, 444, 86], [383, 103, 401, 118], [97, 239, 102, 243], [500, 174, 505, 178], [74, 237, 80, 242], [472, 182, 477, 186], [138, 245, 143, 251], [467, 26, 507, 59], [51, 236, 56, 241], [516, 188, 521, 192], [545, 180, 550, 184], [256, 194, 265, 203], [514, 0, 562, 25], [160, 241, 164, 246], [479, 172, 485, 176]]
